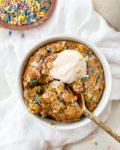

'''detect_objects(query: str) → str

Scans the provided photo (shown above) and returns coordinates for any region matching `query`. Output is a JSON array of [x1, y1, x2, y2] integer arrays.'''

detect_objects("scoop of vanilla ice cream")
[[50, 50, 86, 84]]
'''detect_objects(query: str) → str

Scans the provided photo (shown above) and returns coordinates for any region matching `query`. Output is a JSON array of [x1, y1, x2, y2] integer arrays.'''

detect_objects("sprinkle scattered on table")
[[21, 33, 25, 38], [88, 131, 95, 140], [8, 30, 12, 36], [0, 0, 51, 25], [89, 139, 98, 145]]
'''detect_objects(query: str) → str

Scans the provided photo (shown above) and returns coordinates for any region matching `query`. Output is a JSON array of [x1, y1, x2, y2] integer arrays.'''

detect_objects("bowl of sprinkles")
[[0, 0, 56, 30], [18, 35, 112, 130]]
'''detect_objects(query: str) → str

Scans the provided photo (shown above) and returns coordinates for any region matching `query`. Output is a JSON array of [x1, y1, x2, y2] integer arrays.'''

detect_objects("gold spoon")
[[81, 93, 120, 143], [66, 84, 120, 142]]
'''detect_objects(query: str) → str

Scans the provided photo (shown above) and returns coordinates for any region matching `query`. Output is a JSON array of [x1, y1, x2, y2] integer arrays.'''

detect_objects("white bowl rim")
[[18, 34, 112, 130]]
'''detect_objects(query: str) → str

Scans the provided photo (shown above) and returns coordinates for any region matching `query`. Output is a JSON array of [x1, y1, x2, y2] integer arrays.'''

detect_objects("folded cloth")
[[0, 0, 120, 149]]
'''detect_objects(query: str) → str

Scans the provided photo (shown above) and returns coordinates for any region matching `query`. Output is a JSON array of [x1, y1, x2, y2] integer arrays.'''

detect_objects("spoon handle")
[[82, 108, 120, 143]]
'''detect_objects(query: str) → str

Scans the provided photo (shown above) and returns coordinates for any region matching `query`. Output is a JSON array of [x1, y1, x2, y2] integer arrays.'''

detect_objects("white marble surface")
[[64, 101, 120, 150]]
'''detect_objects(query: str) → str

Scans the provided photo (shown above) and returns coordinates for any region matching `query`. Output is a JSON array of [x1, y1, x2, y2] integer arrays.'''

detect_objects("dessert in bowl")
[[18, 35, 112, 130]]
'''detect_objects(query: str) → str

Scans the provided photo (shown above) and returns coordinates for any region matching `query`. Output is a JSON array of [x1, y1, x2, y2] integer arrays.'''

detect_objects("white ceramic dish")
[[18, 35, 112, 130]]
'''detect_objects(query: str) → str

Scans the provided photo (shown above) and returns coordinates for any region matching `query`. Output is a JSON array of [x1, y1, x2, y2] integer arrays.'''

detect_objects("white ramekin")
[[18, 35, 112, 130]]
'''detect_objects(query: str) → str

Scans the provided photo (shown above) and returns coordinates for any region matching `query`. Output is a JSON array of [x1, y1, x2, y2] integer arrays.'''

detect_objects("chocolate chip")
[[47, 47, 52, 53]]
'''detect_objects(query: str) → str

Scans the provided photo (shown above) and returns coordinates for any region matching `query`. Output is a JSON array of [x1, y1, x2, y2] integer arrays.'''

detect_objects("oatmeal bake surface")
[[22, 40, 105, 122]]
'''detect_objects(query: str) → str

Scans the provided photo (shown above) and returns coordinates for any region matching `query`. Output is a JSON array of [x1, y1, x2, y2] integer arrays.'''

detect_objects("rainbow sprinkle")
[[89, 139, 98, 145], [0, 0, 51, 25]]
